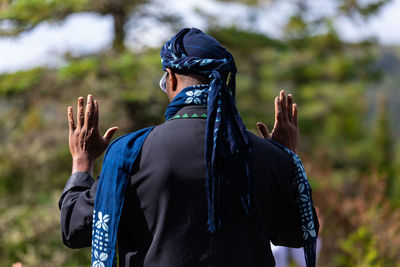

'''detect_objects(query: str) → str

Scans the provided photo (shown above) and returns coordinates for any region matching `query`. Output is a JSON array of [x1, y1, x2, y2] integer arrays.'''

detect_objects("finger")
[[287, 94, 293, 122], [293, 103, 298, 127], [256, 122, 270, 139], [67, 106, 76, 132], [77, 97, 84, 128], [275, 97, 282, 122], [280, 90, 288, 121], [84, 95, 94, 128], [103, 127, 119, 143], [93, 100, 99, 130]]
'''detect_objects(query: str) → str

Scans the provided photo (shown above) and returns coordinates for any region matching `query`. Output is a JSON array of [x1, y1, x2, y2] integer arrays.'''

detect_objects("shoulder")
[[248, 131, 293, 165], [247, 131, 295, 184]]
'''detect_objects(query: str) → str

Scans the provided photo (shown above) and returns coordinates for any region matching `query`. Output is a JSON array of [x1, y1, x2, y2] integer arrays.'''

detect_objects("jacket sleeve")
[[58, 172, 98, 249], [269, 158, 319, 248]]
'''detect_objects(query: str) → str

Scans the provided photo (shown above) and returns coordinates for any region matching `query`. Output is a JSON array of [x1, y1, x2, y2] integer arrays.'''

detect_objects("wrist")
[[72, 155, 94, 176]]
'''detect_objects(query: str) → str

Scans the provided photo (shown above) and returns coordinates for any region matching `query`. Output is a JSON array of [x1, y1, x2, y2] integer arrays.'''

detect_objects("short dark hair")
[[175, 72, 210, 85]]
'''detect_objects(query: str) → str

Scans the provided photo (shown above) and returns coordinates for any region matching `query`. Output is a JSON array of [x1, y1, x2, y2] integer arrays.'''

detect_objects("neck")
[[169, 82, 208, 102]]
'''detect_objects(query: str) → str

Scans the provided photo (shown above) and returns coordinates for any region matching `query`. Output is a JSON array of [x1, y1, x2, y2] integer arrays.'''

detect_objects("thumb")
[[103, 127, 119, 143], [256, 122, 270, 139]]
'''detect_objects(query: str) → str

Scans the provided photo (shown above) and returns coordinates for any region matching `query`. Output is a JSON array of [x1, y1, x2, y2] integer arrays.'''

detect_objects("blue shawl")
[[91, 128, 154, 267]]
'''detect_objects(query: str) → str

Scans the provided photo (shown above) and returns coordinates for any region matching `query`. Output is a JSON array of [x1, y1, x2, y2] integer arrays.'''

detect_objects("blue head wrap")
[[161, 28, 254, 233]]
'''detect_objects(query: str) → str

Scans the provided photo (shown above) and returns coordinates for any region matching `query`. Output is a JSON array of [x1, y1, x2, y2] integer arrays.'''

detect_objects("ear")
[[166, 68, 177, 92]]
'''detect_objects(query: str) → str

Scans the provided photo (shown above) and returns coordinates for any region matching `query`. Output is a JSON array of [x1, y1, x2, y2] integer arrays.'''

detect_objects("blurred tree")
[[0, 0, 180, 51], [216, 0, 391, 20], [370, 94, 400, 206], [372, 94, 392, 174], [0, 0, 144, 51]]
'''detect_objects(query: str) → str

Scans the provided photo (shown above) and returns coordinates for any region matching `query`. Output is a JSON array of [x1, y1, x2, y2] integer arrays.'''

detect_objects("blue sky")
[[0, 0, 399, 73]]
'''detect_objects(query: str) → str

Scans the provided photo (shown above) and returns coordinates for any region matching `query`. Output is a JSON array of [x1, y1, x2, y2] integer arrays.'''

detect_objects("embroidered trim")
[[267, 139, 317, 267], [167, 113, 207, 121]]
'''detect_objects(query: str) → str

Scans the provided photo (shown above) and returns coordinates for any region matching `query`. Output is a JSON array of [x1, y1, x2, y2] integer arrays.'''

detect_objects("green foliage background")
[[1, 0, 400, 266]]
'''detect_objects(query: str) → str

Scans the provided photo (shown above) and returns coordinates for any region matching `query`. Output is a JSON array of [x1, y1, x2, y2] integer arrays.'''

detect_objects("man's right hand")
[[256, 90, 299, 153], [68, 95, 118, 175]]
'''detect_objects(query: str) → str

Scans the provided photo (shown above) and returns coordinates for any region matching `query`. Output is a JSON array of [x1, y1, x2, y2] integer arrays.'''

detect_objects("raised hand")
[[256, 90, 299, 153], [68, 95, 118, 175]]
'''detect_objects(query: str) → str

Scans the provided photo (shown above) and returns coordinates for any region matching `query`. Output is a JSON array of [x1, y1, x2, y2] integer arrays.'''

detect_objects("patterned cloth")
[[267, 139, 317, 267], [161, 27, 254, 233], [91, 128, 154, 267], [164, 84, 209, 120]]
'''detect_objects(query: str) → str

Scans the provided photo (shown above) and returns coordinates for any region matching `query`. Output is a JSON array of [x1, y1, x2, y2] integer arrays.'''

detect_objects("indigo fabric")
[[161, 27, 254, 233], [91, 127, 154, 267], [267, 139, 317, 267], [164, 84, 209, 120]]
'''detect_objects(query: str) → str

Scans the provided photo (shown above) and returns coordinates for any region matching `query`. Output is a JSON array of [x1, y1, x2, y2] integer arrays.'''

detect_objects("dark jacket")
[[59, 105, 315, 267]]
